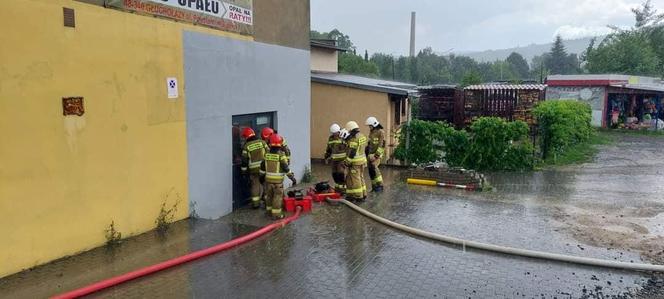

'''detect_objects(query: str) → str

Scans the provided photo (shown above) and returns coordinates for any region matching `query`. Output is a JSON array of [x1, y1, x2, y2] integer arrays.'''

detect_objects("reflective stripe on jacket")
[[367, 128, 386, 158], [346, 134, 368, 165], [261, 152, 291, 184], [325, 135, 347, 161], [242, 139, 267, 173]]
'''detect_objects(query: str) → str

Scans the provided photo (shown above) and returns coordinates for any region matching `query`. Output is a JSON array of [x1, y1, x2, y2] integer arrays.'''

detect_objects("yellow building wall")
[[310, 82, 393, 160], [0, 0, 250, 278]]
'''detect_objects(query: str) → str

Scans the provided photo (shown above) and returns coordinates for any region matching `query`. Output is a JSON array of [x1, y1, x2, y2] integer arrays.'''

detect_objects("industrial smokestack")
[[409, 11, 416, 57]]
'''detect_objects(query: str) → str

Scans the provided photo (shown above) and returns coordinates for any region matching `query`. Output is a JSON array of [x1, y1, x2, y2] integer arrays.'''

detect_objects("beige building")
[[310, 39, 345, 72], [310, 41, 416, 164]]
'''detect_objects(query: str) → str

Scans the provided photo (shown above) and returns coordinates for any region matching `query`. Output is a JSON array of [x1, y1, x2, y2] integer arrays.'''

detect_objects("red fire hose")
[[52, 208, 302, 299]]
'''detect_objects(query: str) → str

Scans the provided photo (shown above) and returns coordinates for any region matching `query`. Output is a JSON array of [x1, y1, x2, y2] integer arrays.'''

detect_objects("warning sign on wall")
[[167, 77, 178, 99]]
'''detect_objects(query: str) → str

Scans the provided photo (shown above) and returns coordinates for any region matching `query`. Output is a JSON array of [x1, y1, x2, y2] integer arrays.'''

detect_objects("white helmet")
[[365, 116, 380, 127], [345, 121, 359, 131], [339, 129, 350, 139], [329, 123, 341, 134]]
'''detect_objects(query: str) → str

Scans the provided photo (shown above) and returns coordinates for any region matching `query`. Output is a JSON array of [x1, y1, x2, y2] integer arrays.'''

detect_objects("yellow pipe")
[[406, 178, 438, 186]]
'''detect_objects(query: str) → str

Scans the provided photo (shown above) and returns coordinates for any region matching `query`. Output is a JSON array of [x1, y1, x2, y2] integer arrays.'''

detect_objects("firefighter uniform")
[[261, 147, 295, 218], [282, 137, 292, 162], [261, 127, 291, 164], [325, 134, 347, 192], [344, 129, 368, 200], [366, 126, 385, 191], [241, 136, 268, 208]]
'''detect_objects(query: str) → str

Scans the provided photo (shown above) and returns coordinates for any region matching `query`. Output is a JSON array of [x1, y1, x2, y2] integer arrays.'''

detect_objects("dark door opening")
[[232, 112, 275, 210]]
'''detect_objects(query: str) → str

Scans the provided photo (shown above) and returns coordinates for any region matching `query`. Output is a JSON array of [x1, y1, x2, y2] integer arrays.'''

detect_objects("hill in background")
[[458, 36, 604, 64]]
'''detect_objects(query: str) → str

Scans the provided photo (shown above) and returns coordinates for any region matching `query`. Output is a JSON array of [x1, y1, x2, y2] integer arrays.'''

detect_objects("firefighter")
[[260, 134, 297, 219], [240, 127, 268, 209], [261, 127, 291, 162], [343, 121, 368, 201], [324, 123, 347, 193], [365, 116, 385, 192]]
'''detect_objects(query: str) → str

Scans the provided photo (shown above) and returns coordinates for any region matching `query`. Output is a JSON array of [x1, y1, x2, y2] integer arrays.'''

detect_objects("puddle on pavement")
[[2, 133, 664, 298]]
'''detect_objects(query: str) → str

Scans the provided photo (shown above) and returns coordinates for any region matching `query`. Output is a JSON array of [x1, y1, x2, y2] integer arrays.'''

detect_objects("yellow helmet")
[[345, 121, 359, 131]]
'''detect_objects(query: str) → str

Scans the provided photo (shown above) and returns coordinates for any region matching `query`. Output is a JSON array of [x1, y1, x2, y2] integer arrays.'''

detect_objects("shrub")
[[394, 120, 455, 164], [465, 117, 533, 171], [395, 118, 533, 171], [533, 100, 592, 160]]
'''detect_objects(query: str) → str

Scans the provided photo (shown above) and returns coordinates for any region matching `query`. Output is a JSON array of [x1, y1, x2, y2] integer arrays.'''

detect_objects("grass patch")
[[598, 128, 664, 137], [539, 131, 613, 167], [104, 221, 122, 246]]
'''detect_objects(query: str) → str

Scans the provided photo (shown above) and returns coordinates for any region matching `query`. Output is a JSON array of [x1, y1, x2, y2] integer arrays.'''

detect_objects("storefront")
[[606, 86, 663, 129], [546, 75, 664, 129]]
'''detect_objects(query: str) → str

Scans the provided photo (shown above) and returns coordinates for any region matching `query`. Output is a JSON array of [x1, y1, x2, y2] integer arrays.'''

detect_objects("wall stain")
[[64, 116, 86, 153]]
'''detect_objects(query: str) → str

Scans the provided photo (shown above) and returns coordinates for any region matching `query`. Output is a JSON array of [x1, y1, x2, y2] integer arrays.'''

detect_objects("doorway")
[[232, 112, 275, 210]]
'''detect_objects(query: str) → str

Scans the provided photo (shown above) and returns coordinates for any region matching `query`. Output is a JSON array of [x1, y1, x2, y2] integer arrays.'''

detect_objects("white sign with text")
[[145, 0, 252, 25]]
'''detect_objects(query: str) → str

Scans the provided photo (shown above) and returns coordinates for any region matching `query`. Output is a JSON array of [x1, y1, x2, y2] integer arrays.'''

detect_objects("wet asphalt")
[[1, 132, 663, 298]]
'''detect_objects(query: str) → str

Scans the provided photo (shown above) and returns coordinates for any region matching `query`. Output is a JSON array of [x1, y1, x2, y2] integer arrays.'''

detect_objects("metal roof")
[[609, 83, 664, 93], [464, 84, 547, 90], [547, 74, 634, 81], [310, 40, 347, 52], [311, 72, 416, 96], [547, 74, 664, 86]]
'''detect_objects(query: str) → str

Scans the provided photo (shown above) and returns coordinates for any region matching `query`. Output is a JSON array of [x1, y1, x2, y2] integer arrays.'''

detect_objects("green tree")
[[310, 30, 328, 40], [490, 61, 517, 82], [448, 55, 479, 83], [370, 53, 396, 79], [310, 29, 355, 51], [395, 56, 412, 82], [631, 0, 664, 29], [338, 52, 379, 77], [584, 1, 663, 76], [585, 31, 661, 75], [545, 35, 579, 74], [506, 52, 530, 79], [460, 71, 483, 87], [531, 53, 551, 83], [328, 29, 355, 51]]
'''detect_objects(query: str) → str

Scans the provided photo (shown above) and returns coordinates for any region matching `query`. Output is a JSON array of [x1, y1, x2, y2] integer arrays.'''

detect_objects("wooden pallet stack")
[[513, 89, 541, 126]]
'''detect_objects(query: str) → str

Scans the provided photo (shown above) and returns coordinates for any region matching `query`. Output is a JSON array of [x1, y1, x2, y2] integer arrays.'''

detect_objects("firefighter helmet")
[[345, 121, 359, 131], [261, 127, 274, 140], [241, 127, 255, 139], [365, 116, 380, 127], [339, 128, 350, 139], [330, 123, 341, 134], [269, 134, 284, 148]]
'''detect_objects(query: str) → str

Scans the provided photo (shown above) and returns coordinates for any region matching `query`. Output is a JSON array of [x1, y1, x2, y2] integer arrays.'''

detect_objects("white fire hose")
[[331, 198, 664, 272]]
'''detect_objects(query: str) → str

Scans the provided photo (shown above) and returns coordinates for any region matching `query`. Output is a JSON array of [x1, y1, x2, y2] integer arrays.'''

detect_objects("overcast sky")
[[311, 0, 664, 55]]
